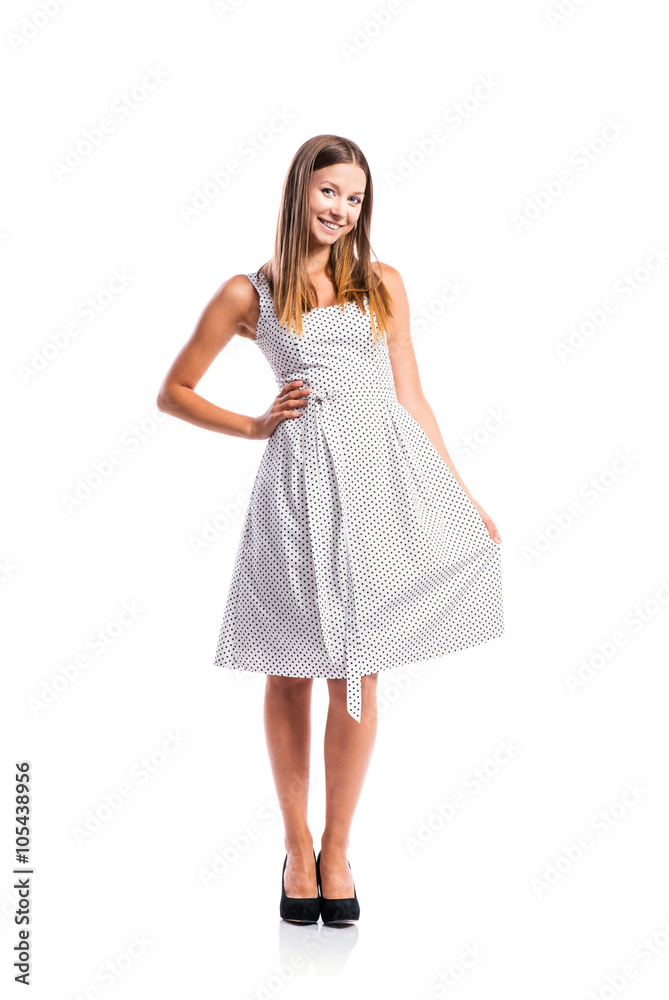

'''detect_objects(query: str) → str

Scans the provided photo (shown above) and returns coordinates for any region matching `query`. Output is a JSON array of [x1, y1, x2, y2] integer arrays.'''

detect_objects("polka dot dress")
[[213, 268, 504, 722]]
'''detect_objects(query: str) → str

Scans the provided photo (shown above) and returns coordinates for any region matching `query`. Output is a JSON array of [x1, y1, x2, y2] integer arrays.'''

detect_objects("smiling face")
[[307, 163, 367, 248]]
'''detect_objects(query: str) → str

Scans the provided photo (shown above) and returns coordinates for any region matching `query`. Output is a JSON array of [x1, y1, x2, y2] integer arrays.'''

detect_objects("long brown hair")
[[263, 135, 393, 344]]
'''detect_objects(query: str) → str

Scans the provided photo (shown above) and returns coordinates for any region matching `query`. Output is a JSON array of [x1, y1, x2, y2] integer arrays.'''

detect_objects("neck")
[[306, 247, 331, 276]]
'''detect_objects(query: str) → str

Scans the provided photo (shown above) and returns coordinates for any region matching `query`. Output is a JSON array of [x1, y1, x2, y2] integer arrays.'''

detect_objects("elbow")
[[157, 381, 193, 414], [156, 387, 174, 413]]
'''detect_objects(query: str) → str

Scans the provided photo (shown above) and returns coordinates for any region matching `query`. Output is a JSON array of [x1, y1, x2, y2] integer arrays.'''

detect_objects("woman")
[[156, 134, 504, 925]]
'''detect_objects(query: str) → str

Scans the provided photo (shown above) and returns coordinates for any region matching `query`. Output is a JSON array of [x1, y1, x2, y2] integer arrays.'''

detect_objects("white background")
[[2, 0, 669, 997]]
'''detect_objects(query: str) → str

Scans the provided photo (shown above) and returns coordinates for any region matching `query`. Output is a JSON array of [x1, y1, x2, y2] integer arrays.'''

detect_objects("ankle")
[[319, 834, 350, 855], [284, 833, 314, 856]]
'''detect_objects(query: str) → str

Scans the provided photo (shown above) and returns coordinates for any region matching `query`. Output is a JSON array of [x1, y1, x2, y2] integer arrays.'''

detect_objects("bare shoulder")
[[212, 272, 257, 311], [370, 261, 407, 302], [207, 272, 260, 340], [371, 260, 401, 280], [370, 262, 410, 344]]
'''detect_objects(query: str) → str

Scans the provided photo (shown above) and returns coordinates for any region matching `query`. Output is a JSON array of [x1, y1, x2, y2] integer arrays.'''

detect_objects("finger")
[[277, 383, 303, 403], [279, 389, 310, 406], [486, 520, 502, 544], [279, 395, 308, 409], [277, 397, 307, 415]]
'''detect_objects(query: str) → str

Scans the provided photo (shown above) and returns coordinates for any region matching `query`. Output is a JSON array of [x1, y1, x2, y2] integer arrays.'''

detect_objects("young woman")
[[156, 134, 504, 925]]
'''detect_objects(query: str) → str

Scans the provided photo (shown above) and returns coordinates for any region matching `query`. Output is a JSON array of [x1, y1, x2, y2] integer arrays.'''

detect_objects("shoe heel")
[[279, 848, 321, 923], [315, 849, 360, 924]]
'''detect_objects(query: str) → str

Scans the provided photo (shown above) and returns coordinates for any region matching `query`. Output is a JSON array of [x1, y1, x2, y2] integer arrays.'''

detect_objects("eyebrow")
[[320, 179, 366, 196]]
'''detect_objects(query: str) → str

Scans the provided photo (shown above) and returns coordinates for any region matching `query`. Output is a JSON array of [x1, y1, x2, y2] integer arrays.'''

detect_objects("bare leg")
[[264, 675, 318, 897], [319, 672, 378, 897]]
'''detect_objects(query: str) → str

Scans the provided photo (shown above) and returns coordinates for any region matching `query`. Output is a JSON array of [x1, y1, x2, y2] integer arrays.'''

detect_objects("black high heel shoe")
[[279, 847, 321, 923], [316, 848, 360, 924]]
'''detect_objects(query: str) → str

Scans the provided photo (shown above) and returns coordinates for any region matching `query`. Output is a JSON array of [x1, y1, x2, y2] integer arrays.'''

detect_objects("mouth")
[[318, 217, 344, 232]]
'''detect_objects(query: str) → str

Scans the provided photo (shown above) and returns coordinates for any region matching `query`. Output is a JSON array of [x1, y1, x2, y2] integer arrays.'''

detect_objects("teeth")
[[320, 218, 341, 230]]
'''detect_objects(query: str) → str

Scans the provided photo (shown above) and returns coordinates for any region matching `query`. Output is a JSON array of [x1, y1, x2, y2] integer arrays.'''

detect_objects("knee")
[[266, 674, 313, 700]]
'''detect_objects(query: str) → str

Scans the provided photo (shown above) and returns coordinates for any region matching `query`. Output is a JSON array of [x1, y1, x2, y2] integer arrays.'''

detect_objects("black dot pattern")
[[213, 269, 504, 721]]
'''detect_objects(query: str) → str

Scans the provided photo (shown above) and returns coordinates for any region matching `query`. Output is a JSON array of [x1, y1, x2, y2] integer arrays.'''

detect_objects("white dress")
[[213, 268, 504, 722]]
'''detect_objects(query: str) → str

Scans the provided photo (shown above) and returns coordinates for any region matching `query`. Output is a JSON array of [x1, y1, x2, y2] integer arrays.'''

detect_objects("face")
[[308, 163, 367, 246]]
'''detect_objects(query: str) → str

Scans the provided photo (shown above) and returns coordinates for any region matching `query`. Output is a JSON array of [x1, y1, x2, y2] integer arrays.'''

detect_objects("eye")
[[322, 188, 362, 204]]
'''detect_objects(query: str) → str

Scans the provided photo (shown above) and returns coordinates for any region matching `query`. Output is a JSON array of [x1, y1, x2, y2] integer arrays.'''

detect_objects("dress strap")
[[245, 269, 270, 341], [244, 269, 262, 294]]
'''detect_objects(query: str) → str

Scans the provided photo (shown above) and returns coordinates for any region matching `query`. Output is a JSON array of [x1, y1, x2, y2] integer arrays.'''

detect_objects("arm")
[[378, 263, 502, 543], [156, 274, 258, 438]]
